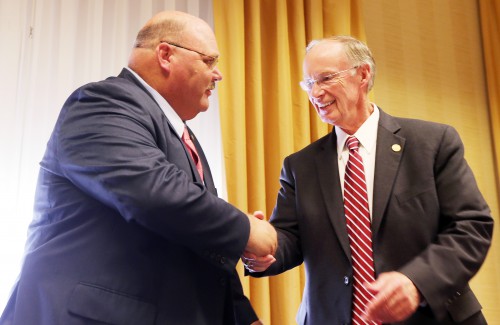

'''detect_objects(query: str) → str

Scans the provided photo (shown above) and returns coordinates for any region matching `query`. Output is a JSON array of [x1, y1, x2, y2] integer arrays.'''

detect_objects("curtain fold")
[[479, 0, 500, 197], [478, 1, 500, 321], [213, 0, 365, 323]]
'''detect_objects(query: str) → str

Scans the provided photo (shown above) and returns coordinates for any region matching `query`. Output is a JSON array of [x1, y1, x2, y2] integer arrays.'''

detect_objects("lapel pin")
[[391, 144, 401, 152]]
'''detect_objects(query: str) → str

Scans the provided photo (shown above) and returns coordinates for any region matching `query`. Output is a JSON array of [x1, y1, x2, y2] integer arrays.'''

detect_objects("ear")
[[359, 63, 372, 88], [157, 42, 173, 72]]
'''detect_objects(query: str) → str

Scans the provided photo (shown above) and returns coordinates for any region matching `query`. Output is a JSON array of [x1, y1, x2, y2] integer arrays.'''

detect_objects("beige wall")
[[363, 0, 500, 323]]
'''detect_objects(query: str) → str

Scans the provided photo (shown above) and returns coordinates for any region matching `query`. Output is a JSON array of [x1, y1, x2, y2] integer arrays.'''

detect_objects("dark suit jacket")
[[0, 68, 257, 325], [252, 109, 493, 325]]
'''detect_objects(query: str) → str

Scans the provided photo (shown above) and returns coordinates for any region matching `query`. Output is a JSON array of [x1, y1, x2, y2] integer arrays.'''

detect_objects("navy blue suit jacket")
[[252, 109, 493, 325], [0, 68, 257, 325]]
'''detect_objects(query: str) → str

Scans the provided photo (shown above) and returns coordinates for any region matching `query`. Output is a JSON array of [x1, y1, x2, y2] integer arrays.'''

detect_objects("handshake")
[[243, 211, 278, 273]]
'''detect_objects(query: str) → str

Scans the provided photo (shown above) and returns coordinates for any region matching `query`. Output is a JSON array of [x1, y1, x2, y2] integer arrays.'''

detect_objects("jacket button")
[[344, 276, 350, 285], [220, 277, 227, 286]]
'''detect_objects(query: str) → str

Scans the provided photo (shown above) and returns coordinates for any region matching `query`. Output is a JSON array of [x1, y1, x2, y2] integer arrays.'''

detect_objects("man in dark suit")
[[244, 36, 493, 324], [0, 10, 276, 325]]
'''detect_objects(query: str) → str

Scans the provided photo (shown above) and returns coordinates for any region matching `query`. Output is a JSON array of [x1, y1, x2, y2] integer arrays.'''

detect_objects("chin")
[[200, 98, 210, 110], [199, 103, 209, 112]]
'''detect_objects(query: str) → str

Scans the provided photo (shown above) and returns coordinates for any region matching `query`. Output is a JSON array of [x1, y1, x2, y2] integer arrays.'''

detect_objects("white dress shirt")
[[336, 104, 380, 219], [126, 67, 185, 138]]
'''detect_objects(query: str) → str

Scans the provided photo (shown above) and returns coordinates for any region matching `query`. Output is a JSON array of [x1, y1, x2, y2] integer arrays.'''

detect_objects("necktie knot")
[[346, 136, 360, 152]]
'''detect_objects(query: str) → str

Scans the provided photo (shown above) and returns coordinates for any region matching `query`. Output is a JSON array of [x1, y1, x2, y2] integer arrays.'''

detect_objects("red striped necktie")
[[343, 136, 379, 325], [182, 126, 204, 182]]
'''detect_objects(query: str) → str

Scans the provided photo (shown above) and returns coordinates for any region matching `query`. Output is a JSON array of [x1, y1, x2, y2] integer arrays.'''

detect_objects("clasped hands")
[[244, 210, 420, 323], [243, 211, 277, 273], [242, 213, 421, 323]]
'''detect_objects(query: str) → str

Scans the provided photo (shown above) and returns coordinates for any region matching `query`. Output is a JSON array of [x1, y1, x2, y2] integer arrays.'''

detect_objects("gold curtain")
[[479, 0, 500, 196], [213, 0, 365, 323], [361, 1, 499, 322], [478, 0, 500, 322]]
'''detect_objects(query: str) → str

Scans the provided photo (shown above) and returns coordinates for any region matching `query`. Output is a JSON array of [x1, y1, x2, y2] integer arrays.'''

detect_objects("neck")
[[341, 102, 373, 135]]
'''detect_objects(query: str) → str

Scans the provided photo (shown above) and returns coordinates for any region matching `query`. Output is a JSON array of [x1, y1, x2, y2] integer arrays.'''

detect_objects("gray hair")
[[306, 36, 376, 91]]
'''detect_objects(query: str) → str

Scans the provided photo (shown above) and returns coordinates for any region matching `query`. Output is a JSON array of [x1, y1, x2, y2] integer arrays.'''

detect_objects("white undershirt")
[[336, 104, 380, 219]]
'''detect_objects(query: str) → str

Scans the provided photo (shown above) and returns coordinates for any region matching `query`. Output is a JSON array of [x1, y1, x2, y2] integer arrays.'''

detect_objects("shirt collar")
[[335, 104, 380, 156], [125, 67, 185, 138]]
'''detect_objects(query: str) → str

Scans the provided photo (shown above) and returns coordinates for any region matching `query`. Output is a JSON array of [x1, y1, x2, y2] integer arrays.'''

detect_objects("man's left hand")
[[364, 271, 421, 323], [241, 252, 276, 273]]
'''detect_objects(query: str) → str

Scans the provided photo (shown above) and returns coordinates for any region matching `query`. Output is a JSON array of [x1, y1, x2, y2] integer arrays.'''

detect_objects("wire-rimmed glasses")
[[300, 66, 358, 92], [161, 41, 219, 70]]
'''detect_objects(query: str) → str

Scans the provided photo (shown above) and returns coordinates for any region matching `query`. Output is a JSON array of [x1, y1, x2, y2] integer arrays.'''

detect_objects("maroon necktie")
[[344, 136, 379, 325], [182, 126, 204, 181]]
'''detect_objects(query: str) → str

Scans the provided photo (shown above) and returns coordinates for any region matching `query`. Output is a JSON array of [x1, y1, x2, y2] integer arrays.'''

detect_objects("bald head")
[[127, 10, 216, 80], [133, 11, 212, 50], [128, 11, 218, 69]]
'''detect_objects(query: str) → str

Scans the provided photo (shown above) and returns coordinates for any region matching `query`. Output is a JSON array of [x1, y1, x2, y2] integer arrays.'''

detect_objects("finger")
[[258, 259, 276, 271], [246, 254, 274, 261], [364, 289, 391, 321], [242, 251, 258, 260], [245, 256, 276, 272], [365, 272, 391, 294], [244, 260, 256, 272], [365, 273, 418, 323], [253, 211, 265, 220], [252, 255, 276, 266], [366, 292, 408, 323], [364, 275, 396, 321]]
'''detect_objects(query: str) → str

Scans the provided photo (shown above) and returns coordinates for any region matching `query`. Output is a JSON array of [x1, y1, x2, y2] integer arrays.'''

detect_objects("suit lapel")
[[118, 68, 216, 194], [371, 110, 404, 236], [315, 133, 351, 258], [315, 110, 405, 257]]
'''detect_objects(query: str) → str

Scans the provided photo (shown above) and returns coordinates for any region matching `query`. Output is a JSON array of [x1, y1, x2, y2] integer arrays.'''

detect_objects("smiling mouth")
[[317, 100, 334, 109]]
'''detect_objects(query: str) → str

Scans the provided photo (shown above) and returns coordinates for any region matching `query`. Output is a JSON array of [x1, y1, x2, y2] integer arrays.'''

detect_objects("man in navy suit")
[[0, 10, 276, 325], [244, 36, 493, 324]]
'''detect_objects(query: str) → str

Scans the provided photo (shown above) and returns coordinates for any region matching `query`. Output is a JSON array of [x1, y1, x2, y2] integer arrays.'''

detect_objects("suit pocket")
[[446, 287, 482, 322], [395, 185, 435, 205], [68, 282, 156, 325]]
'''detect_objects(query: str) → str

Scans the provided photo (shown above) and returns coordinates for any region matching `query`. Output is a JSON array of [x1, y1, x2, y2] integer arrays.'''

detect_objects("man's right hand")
[[245, 213, 277, 257]]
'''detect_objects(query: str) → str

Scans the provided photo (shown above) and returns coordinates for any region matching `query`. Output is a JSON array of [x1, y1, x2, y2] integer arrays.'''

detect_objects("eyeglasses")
[[299, 66, 358, 92], [161, 41, 219, 70]]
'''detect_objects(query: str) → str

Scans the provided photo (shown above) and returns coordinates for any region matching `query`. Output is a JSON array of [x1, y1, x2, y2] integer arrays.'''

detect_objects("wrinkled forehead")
[[303, 41, 349, 77]]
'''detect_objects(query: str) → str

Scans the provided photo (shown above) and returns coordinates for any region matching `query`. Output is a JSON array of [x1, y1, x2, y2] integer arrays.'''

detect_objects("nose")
[[309, 82, 324, 98], [213, 66, 223, 82]]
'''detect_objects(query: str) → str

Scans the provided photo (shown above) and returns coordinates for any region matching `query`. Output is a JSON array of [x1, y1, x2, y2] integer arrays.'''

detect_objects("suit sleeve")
[[231, 269, 259, 325], [398, 125, 493, 320], [250, 156, 305, 278], [50, 80, 249, 272]]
